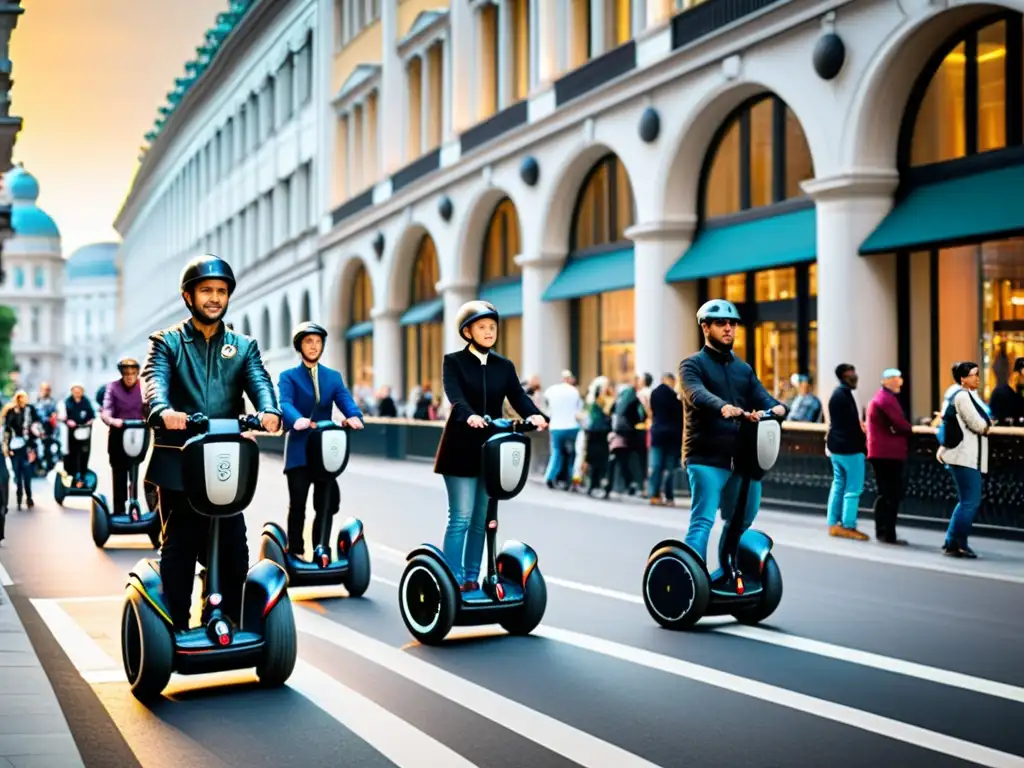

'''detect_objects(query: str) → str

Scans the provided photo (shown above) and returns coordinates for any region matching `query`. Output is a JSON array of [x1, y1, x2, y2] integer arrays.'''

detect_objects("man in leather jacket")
[[141, 255, 281, 631], [679, 299, 787, 564]]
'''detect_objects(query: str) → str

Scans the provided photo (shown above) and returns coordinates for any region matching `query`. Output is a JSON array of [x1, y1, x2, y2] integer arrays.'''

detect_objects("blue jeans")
[[685, 464, 763, 565], [545, 428, 578, 484], [827, 453, 865, 529], [945, 465, 982, 547], [10, 449, 32, 504], [442, 474, 490, 584], [647, 446, 678, 500]]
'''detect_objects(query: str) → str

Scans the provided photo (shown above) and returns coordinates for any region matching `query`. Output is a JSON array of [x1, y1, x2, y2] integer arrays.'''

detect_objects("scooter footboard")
[[496, 540, 538, 587], [336, 516, 364, 555], [737, 529, 774, 576], [240, 559, 289, 634]]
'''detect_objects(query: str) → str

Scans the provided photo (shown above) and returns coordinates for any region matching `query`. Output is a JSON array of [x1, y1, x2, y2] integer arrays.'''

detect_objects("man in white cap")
[[866, 368, 914, 544]]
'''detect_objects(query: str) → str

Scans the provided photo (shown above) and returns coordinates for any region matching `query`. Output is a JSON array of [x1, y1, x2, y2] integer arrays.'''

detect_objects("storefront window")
[[405, 236, 442, 400], [576, 289, 636, 387], [755, 322, 798, 399], [481, 198, 523, 368], [703, 95, 814, 219], [755, 267, 797, 302], [909, 17, 1018, 166], [981, 237, 1024, 400], [348, 264, 374, 388]]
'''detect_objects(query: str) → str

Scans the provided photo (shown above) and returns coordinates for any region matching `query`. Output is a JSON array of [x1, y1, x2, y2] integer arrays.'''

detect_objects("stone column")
[[371, 307, 403, 395], [802, 172, 900, 409], [556, 0, 569, 73], [516, 252, 571, 388], [631, 0, 647, 38], [535, 0, 561, 85], [441, 31, 453, 138], [646, 0, 673, 29], [626, 219, 700, 377], [589, 0, 605, 58], [447, 0, 474, 136], [436, 278, 477, 354], [528, 0, 540, 89], [380, 0, 404, 174], [497, 0, 514, 109], [361, 103, 373, 191]]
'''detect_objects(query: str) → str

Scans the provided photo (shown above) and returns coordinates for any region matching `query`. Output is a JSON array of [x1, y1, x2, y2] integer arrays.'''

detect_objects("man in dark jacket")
[[826, 363, 869, 540], [62, 384, 95, 487], [679, 300, 786, 563], [141, 255, 281, 631], [646, 372, 683, 505]]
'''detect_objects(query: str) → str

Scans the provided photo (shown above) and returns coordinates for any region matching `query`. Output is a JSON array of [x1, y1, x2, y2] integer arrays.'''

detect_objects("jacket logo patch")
[[221, 344, 237, 359]]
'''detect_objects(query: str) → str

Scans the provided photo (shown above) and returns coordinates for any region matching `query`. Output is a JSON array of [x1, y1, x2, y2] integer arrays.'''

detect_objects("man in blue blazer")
[[278, 321, 364, 558]]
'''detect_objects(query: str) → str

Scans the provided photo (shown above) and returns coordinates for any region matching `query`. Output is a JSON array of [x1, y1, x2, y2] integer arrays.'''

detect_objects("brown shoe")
[[649, 497, 662, 506], [830, 525, 869, 541]]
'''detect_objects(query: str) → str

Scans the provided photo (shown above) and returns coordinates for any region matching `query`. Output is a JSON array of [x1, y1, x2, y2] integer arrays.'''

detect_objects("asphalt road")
[[1, 426, 1023, 768]]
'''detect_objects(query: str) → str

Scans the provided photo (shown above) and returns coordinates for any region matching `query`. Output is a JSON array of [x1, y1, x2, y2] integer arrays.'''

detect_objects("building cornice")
[[114, 0, 302, 234]]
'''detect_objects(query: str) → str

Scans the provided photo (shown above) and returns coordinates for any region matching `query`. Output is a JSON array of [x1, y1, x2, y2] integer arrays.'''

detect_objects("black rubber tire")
[[53, 475, 64, 506], [257, 595, 297, 687], [343, 537, 371, 597], [398, 556, 457, 645], [642, 548, 710, 630], [500, 567, 547, 636], [91, 499, 110, 548], [122, 587, 174, 702], [732, 555, 783, 625]]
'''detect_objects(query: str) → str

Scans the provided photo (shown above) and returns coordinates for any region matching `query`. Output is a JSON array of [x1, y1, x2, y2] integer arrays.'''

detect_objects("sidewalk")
[[0, 577, 85, 768]]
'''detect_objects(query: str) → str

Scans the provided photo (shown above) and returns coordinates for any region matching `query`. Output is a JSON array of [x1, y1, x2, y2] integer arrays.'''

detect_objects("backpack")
[[938, 390, 964, 449]]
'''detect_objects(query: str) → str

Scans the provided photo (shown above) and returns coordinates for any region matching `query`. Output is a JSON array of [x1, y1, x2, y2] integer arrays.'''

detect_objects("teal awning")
[[860, 164, 1024, 255], [542, 246, 634, 301], [344, 320, 373, 340], [666, 208, 816, 283], [399, 297, 443, 326], [479, 279, 523, 317]]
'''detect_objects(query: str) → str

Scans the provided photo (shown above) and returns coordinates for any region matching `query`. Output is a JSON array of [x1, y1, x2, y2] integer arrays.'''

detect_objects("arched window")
[[904, 14, 1023, 168], [480, 198, 523, 370], [569, 154, 636, 387], [33, 266, 44, 289], [12, 267, 23, 289], [403, 235, 442, 404], [300, 290, 312, 323], [241, 316, 252, 337], [347, 264, 374, 390], [261, 307, 271, 349], [279, 296, 293, 349], [697, 94, 818, 399]]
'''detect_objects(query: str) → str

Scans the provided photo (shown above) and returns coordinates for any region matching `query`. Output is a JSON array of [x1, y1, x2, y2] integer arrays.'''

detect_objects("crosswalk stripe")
[[289, 659, 479, 768], [293, 606, 663, 768], [534, 625, 1024, 768]]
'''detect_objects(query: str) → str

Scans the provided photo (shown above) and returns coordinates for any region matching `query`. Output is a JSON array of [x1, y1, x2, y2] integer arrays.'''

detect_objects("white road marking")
[[289, 659, 479, 768], [534, 625, 1024, 768], [293, 607, 663, 768], [30, 598, 123, 676], [0, 559, 12, 586]]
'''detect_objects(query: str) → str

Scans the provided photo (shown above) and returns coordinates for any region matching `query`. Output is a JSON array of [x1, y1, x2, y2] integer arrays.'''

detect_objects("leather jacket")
[[142, 318, 280, 490]]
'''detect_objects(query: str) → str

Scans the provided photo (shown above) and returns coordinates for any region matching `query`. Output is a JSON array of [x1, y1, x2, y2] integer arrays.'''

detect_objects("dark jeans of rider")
[[158, 488, 249, 631], [111, 464, 130, 516], [286, 467, 339, 557], [11, 449, 32, 504], [870, 458, 905, 539], [66, 440, 88, 478]]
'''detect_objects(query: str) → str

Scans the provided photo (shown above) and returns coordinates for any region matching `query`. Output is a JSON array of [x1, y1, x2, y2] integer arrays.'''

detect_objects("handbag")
[[8, 436, 25, 451]]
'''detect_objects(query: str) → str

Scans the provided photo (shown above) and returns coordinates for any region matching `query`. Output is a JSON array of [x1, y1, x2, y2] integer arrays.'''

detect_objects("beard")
[[708, 336, 734, 352], [186, 296, 227, 325]]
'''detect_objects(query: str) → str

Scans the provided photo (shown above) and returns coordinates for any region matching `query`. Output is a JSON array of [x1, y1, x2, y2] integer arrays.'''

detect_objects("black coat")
[[826, 385, 866, 455], [64, 396, 95, 427], [433, 347, 544, 478], [142, 318, 280, 490], [649, 383, 683, 450]]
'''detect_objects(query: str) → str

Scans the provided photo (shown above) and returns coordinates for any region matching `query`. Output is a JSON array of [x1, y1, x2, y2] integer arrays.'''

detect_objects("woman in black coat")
[[434, 301, 548, 592]]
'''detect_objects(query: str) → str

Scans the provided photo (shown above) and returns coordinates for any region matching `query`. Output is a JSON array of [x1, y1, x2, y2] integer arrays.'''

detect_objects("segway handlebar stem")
[[481, 415, 543, 434]]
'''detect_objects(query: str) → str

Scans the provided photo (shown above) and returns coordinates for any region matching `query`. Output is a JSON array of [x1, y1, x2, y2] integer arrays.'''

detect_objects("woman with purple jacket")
[[866, 368, 914, 545]]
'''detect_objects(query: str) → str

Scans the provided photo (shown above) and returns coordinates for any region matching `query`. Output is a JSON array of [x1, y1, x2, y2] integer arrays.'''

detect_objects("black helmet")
[[455, 300, 499, 341], [180, 254, 236, 295], [292, 321, 328, 352], [117, 356, 139, 371]]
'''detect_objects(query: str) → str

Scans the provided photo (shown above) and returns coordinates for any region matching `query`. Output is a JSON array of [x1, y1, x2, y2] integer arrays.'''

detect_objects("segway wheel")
[[256, 595, 297, 687], [91, 497, 110, 548], [122, 587, 174, 702], [399, 556, 456, 645], [343, 537, 371, 598], [500, 567, 547, 636], [643, 548, 710, 630], [732, 555, 783, 625]]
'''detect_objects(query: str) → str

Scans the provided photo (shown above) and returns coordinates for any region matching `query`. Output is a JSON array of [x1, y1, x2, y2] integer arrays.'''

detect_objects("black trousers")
[[66, 440, 89, 478], [870, 459, 905, 539], [585, 431, 610, 492], [286, 467, 339, 557], [111, 464, 130, 516], [158, 488, 249, 631]]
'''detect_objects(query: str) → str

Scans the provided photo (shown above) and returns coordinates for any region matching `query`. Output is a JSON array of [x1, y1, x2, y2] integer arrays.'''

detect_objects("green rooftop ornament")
[[158, 105, 172, 117], [144, 130, 157, 142]]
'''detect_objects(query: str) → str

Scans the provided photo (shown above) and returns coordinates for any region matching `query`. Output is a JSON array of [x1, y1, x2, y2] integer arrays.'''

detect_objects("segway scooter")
[[258, 420, 371, 596], [91, 419, 160, 549], [642, 410, 784, 630], [120, 414, 297, 702], [398, 416, 548, 645], [53, 424, 98, 506]]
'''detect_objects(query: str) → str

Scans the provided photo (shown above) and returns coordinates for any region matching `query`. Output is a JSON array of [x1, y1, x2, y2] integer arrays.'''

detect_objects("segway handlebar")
[[310, 419, 350, 430], [179, 413, 270, 434], [727, 408, 784, 422], [481, 415, 543, 434]]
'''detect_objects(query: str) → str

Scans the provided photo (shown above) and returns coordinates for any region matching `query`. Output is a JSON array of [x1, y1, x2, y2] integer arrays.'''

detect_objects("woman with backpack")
[[937, 361, 992, 559]]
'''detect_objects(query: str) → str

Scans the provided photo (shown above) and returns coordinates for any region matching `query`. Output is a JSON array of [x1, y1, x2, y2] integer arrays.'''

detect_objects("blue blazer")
[[278, 363, 363, 471]]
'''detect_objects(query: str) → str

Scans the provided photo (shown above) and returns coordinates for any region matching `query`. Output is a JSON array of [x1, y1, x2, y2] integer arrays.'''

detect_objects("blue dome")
[[6, 166, 60, 239], [65, 242, 118, 280]]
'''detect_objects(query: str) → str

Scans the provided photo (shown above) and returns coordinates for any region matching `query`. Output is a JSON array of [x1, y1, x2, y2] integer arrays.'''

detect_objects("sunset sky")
[[10, 0, 225, 257]]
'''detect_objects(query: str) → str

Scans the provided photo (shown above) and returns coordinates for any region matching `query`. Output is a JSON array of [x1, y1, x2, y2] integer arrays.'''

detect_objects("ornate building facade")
[[64, 243, 118, 397]]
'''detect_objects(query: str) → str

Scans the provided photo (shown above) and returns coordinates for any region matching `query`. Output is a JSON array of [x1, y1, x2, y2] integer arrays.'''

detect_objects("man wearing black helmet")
[[141, 255, 281, 631], [278, 321, 364, 557], [101, 357, 144, 522]]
